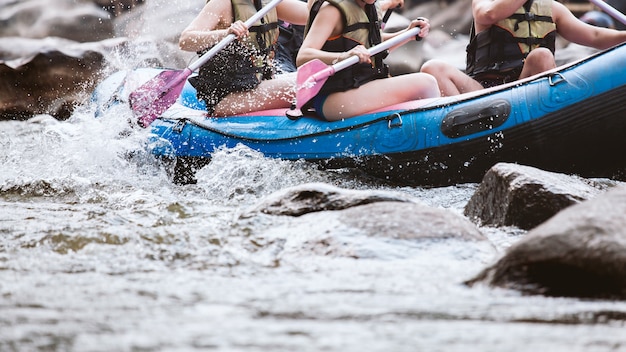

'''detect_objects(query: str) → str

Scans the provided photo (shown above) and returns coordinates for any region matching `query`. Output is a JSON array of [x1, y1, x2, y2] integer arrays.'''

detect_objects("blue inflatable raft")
[[92, 43, 626, 186]]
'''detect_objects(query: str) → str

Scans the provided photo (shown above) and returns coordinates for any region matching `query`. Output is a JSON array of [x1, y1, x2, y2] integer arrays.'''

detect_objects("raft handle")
[[388, 113, 403, 128], [173, 119, 187, 133], [548, 72, 567, 86]]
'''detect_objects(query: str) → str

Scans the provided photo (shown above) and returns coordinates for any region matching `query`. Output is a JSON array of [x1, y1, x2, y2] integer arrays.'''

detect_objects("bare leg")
[[519, 48, 556, 79], [420, 59, 484, 97], [213, 73, 296, 116], [321, 72, 440, 121]]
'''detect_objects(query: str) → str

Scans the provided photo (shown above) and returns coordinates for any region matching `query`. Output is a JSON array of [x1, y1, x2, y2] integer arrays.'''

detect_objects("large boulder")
[[0, 37, 127, 120], [0, 0, 201, 120], [464, 163, 612, 230], [466, 184, 626, 299], [383, 0, 473, 74]]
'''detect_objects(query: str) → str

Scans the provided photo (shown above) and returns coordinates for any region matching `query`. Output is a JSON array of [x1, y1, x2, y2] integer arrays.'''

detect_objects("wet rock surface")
[[463, 163, 612, 230], [466, 183, 626, 299]]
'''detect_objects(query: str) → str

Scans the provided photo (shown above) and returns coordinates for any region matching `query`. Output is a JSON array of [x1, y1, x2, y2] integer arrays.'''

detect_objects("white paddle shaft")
[[331, 26, 421, 74]]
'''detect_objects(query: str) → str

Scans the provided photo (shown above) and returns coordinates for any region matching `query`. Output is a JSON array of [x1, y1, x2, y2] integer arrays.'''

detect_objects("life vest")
[[466, 0, 556, 77], [189, 0, 280, 114], [305, 0, 389, 95], [232, 0, 280, 69]]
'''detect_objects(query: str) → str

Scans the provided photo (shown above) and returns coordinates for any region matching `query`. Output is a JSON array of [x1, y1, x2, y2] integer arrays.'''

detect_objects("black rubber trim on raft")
[[441, 99, 511, 138]]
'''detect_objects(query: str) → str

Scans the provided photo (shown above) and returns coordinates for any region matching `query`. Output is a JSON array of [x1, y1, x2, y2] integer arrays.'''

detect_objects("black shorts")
[[472, 68, 523, 88]]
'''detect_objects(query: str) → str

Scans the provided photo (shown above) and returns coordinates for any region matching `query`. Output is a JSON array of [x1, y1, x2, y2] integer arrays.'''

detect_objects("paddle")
[[588, 0, 626, 25], [295, 26, 420, 109], [130, 0, 284, 128]]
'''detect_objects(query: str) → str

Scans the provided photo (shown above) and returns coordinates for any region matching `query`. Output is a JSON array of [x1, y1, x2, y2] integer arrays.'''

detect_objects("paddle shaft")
[[295, 26, 421, 109], [328, 26, 420, 75], [188, 0, 284, 72], [588, 0, 626, 25]]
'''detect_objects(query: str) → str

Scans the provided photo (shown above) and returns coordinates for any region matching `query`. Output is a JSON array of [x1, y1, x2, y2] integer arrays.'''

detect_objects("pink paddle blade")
[[129, 68, 192, 128], [295, 59, 335, 109], [294, 27, 421, 110]]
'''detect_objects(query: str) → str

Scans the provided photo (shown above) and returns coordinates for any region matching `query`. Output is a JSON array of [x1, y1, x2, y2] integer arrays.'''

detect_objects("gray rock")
[[466, 184, 626, 299], [464, 162, 609, 230], [0, 37, 127, 120], [246, 201, 489, 262], [94, 0, 145, 17], [243, 182, 420, 217], [339, 201, 487, 241]]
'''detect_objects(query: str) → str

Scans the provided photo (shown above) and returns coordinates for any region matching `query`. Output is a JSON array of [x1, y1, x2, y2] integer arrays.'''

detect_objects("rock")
[[383, 0, 473, 74], [244, 201, 491, 261], [0, 0, 114, 42], [0, 37, 127, 120], [243, 182, 420, 217], [464, 163, 610, 230], [555, 42, 601, 66], [240, 187, 492, 261], [466, 185, 626, 299], [338, 201, 486, 241], [93, 0, 145, 17]]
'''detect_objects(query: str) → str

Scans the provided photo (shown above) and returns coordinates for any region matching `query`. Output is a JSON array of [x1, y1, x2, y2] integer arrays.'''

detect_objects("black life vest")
[[466, 0, 556, 77], [305, 0, 389, 95]]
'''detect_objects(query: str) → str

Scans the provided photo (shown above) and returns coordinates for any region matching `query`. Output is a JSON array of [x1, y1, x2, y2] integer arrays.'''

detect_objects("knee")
[[526, 48, 556, 69], [413, 72, 440, 98], [421, 59, 450, 75]]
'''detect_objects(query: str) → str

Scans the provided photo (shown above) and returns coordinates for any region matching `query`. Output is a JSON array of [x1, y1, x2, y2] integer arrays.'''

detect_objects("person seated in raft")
[[294, 0, 440, 121], [419, 0, 626, 96], [179, 0, 308, 116], [275, 0, 404, 73]]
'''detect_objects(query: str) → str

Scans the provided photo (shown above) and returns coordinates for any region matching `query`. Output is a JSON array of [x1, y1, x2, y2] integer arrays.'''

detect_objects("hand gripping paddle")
[[129, 0, 284, 128]]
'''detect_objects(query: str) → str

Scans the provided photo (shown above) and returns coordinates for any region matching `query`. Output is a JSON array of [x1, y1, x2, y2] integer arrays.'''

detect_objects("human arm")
[[296, 2, 373, 65], [179, 0, 245, 52], [380, 0, 403, 12], [552, 1, 626, 49], [472, 0, 528, 31], [276, 0, 309, 25]]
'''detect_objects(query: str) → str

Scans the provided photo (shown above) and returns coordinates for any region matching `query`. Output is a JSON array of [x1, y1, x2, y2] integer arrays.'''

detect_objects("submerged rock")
[[244, 182, 488, 241], [338, 201, 487, 241], [243, 182, 420, 217], [239, 183, 492, 262]]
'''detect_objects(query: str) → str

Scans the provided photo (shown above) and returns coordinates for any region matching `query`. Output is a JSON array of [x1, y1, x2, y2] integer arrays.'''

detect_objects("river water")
[[2, 52, 626, 352]]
